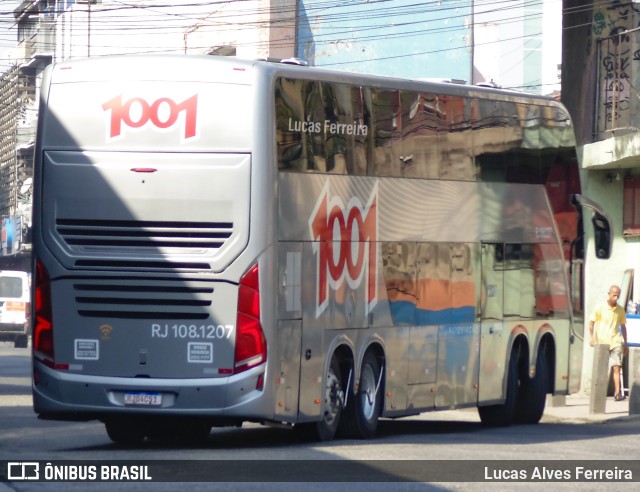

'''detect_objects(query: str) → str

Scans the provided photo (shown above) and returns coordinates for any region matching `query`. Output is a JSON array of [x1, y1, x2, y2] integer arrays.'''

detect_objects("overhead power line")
[[0, 0, 622, 91]]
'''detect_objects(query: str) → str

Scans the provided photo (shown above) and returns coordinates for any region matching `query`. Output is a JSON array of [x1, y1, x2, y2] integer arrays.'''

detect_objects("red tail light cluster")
[[234, 264, 267, 374], [33, 259, 54, 365]]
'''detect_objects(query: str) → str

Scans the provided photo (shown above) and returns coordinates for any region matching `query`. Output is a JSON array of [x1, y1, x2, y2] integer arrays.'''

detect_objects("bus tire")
[[105, 418, 146, 445], [340, 352, 382, 439], [478, 348, 519, 426], [515, 347, 548, 424], [294, 354, 343, 442]]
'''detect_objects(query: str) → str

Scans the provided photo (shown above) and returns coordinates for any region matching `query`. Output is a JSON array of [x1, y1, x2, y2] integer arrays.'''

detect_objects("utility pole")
[[470, 0, 474, 85], [88, 0, 91, 57]]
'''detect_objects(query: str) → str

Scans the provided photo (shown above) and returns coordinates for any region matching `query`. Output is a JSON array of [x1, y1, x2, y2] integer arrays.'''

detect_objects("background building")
[[0, 62, 31, 270]]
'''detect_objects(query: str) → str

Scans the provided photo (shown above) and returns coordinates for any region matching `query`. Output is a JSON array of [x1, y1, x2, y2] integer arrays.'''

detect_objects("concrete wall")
[[563, 0, 640, 143], [562, 0, 598, 146], [592, 2, 640, 136], [580, 170, 633, 391]]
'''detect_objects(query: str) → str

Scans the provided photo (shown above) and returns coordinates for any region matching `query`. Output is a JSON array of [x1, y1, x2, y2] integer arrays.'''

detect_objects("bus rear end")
[[32, 56, 271, 442]]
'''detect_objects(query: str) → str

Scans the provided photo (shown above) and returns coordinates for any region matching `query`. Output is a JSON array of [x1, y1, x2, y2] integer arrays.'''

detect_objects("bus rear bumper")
[[32, 359, 271, 422]]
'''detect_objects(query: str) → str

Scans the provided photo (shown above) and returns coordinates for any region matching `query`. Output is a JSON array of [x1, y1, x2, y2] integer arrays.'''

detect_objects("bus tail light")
[[234, 264, 267, 374], [33, 259, 55, 366]]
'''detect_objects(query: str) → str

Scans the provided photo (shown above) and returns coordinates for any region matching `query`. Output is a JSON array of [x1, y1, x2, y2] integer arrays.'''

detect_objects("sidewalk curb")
[[542, 413, 640, 424], [541, 392, 640, 424]]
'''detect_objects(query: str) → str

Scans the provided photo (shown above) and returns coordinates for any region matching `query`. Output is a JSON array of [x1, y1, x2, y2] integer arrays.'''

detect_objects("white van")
[[0, 270, 30, 345]]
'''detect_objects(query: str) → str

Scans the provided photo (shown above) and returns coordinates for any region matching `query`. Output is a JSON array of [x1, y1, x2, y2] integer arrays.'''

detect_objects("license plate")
[[124, 392, 162, 406]]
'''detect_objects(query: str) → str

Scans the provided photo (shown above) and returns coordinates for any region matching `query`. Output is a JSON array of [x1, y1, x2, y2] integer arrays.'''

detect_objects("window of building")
[[623, 177, 640, 235]]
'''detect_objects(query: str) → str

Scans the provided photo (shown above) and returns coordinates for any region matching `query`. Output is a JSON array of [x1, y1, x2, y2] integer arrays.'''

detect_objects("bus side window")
[[503, 244, 535, 319], [370, 89, 402, 178], [350, 85, 369, 176], [275, 78, 325, 172], [450, 244, 476, 323], [534, 243, 569, 318], [382, 242, 418, 325], [481, 243, 504, 321]]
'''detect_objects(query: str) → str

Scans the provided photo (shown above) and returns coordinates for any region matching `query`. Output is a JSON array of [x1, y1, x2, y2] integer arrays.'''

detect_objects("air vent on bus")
[[73, 260, 211, 271], [56, 218, 233, 270], [73, 281, 214, 319], [56, 219, 233, 251]]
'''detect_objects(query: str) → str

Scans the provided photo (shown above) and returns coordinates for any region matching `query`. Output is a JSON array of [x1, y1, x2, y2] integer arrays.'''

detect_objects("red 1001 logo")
[[102, 95, 198, 141], [308, 182, 379, 318]]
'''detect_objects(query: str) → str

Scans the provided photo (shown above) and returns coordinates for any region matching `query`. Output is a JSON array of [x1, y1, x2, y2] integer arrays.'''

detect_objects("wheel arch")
[[328, 339, 356, 390], [354, 336, 385, 388], [534, 331, 556, 393], [510, 330, 530, 388]]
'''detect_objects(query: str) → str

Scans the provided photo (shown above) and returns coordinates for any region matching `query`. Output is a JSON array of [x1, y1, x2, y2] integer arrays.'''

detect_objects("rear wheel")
[[478, 347, 519, 426], [515, 347, 548, 424], [340, 352, 382, 439], [295, 354, 343, 442]]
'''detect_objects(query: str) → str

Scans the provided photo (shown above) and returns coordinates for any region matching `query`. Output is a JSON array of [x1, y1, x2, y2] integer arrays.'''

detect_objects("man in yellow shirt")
[[589, 285, 628, 401]]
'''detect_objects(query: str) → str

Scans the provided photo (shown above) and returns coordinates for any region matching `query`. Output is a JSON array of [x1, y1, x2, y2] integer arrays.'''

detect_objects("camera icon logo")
[[7, 462, 39, 480]]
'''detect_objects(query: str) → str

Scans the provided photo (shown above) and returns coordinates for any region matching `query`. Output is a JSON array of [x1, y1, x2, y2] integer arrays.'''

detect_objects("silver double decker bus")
[[31, 55, 611, 444]]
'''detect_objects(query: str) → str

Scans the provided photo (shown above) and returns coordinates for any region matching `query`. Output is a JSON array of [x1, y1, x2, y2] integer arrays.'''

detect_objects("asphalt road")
[[2, 342, 640, 492]]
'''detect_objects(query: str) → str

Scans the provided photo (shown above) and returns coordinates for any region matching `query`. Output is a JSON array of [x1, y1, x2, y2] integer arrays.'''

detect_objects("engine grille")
[[56, 219, 234, 271], [73, 280, 215, 319]]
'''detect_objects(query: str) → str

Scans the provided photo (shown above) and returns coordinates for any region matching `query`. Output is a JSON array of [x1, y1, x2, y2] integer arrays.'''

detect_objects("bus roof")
[[47, 54, 566, 110]]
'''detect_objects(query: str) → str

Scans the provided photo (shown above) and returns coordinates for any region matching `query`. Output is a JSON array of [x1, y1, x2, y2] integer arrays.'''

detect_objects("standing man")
[[589, 285, 629, 401]]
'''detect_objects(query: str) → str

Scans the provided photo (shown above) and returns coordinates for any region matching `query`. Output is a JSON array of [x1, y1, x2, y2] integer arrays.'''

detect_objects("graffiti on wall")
[[594, 2, 640, 133]]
